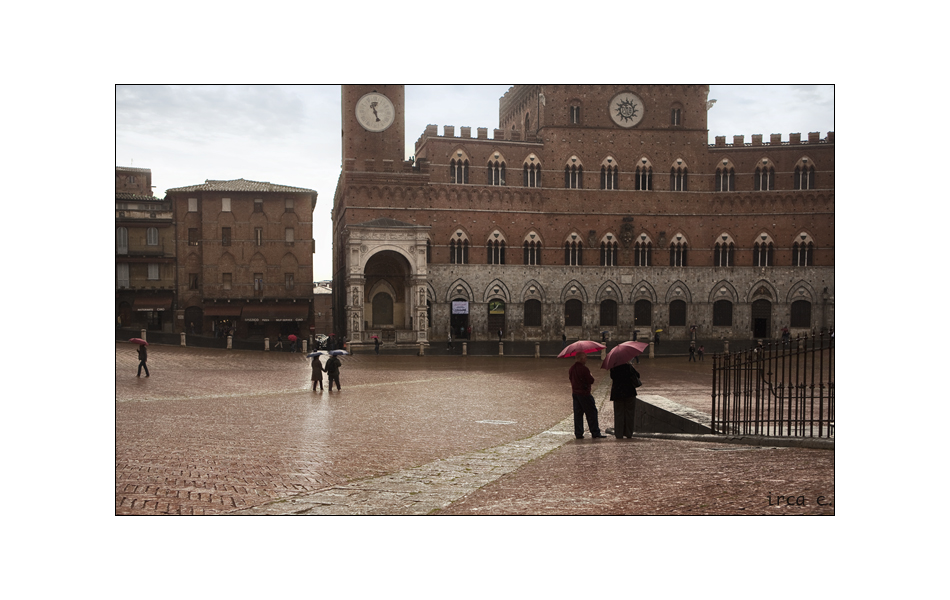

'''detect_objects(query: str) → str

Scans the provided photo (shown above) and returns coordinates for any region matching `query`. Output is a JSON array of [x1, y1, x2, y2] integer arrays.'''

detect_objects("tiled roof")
[[165, 178, 316, 194], [116, 192, 161, 201], [116, 166, 152, 173]]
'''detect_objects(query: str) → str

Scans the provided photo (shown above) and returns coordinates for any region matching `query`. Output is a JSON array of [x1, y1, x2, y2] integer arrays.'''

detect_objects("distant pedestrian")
[[568, 352, 606, 439], [311, 355, 324, 391], [562, 333, 567, 350], [275, 334, 284, 350], [498, 328, 503, 341], [654, 331, 660, 346], [136, 344, 149, 378], [689, 344, 696, 362], [325, 354, 342, 391], [447, 330, 453, 351], [609, 361, 640, 438], [374, 337, 380, 355], [698, 345, 705, 361]]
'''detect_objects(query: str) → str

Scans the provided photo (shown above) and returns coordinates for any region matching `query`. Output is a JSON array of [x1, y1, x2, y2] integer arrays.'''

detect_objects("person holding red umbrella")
[[602, 341, 647, 438], [135, 341, 149, 378], [568, 352, 606, 439]]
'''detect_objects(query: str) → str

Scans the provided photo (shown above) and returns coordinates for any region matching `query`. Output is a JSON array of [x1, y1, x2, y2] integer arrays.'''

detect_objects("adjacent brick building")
[[115, 166, 176, 332], [166, 179, 318, 340]]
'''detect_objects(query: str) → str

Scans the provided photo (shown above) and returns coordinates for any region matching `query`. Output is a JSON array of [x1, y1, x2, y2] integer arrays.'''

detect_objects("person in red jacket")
[[568, 352, 606, 439]]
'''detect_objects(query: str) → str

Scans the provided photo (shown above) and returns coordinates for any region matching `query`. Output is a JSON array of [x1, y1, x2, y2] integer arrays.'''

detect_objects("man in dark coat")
[[136, 344, 149, 377], [609, 362, 640, 438], [568, 352, 606, 439], [325, 354, 342, 391]]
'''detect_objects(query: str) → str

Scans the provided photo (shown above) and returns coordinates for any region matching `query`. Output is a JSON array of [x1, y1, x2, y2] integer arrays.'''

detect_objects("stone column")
[[180, 332, 186, 346], [535, 342, 540, 358]]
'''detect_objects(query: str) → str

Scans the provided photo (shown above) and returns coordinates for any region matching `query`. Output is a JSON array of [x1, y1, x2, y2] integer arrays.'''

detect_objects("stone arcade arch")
[[341, 218, 430, 344]]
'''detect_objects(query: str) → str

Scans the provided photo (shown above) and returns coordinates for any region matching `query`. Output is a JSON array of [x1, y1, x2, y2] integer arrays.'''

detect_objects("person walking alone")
[[136, 344, 149, 378], [568, 352, 606, 440]]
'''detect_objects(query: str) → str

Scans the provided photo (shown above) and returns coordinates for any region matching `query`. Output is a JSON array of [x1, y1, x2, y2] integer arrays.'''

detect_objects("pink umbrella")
[[129, 338, 148, 346], [601, 341, 648, 370], [288, 334, 297, 342], [557, 340, 605, 358]]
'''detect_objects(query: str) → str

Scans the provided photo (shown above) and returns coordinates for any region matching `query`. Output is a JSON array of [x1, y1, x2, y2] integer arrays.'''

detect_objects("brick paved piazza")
[[116, 343, 832, 515]]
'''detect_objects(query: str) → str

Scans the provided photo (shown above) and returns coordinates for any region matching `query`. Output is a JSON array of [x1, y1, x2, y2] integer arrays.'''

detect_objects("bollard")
[[649, 341, 655, 358], [180, 332, 186, 346], [499, 341, 504, 356], [418, 342, 425, 356], [462, 342, 467, 356], [265, 337, 270, 351], [301, 339, 307, 354], [723, 340, 730, 354], [535, 341, 540, 358], [141, 329, 147, 343], [227, 335, 233, 350], [601, 348, 606, 361]]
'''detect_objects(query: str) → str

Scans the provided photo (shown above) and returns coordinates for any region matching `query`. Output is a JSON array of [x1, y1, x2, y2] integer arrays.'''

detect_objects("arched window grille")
[[487, 239, 506, 265], [794, 163, 816, 190], [754, 233, 774, 267], [635, 236, 652, 266], [523, 157, 541, 187], [523, 236, 542, 265], [754, 164, 775, 190], [565, 164, 583, 189], [449, 237, 469, 264], [714, 236, 735, 267], [715, 167, 735, 191], [450, 158, 469, 184], [487, 160, 506, 186], [793, 234, 814, 266], [601, 165, 618, 190], [669, 238, 688, 267], [635, 163, 653, 191], [600, 300, 618, 326], [713, 300, 733, 326], [670, 166, 688, 191], [564, 240, 583, 266], [600, 238, 618, 266]]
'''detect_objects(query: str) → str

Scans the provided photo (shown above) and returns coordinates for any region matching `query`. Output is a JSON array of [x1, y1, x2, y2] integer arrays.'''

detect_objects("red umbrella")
[[557, 340, 605, 358], [288, 334, 297, 342], [601, 341, 648, 370], [129, 338, 148, 345]]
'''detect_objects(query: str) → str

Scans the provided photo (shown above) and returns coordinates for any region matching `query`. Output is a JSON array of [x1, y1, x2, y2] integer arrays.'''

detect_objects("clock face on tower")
[[609, 92, 645, 128], [355, 92, 395, 132]]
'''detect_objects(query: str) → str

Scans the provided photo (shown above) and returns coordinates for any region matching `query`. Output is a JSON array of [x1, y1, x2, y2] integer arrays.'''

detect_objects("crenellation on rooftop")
[[710, 131, 834, 148]]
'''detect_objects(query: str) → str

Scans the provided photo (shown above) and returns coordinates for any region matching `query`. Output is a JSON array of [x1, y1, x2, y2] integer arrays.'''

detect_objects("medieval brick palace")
[[332, 85, 833, 348]]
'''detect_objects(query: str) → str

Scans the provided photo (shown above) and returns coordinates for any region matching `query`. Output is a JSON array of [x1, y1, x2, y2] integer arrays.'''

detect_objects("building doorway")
[[752, 299, 771, 339], [450, 298, 469, 339], [487, 299, 506, 338]]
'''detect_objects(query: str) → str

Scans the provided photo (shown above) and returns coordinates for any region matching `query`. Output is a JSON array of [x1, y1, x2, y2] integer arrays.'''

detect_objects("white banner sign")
[[452, 301, 469, 315]]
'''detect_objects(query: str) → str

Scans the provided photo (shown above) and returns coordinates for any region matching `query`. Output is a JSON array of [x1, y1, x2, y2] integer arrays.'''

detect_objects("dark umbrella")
[[329, 350, 349, 356], [129, 338, 148, 345], [601, 341, 648, 370], [557, 340, 605, 358]]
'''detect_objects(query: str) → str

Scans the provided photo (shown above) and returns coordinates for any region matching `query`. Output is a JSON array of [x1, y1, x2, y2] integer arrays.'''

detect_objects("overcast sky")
[[116, 85, 834, 281]]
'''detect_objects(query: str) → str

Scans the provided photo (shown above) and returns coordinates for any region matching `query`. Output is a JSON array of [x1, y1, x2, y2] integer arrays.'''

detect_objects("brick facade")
[[332, 85, 834, 346], [166, 179, 317, 340]]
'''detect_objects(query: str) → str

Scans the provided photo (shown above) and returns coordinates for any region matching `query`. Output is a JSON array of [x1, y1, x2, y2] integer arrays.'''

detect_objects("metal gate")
[[712, 332, 834, 438]]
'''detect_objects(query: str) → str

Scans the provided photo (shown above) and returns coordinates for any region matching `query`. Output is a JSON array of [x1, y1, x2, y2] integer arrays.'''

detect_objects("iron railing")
[[712, 332, 834, 438]]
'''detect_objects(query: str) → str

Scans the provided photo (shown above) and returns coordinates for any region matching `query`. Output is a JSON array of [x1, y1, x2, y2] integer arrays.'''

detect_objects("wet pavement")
[[116, 343, 833, 515]]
